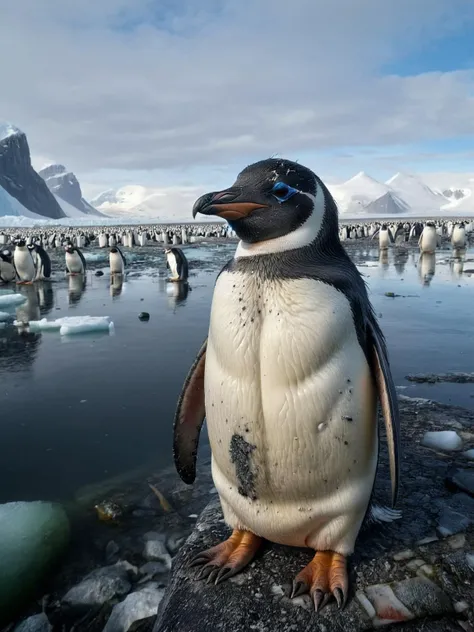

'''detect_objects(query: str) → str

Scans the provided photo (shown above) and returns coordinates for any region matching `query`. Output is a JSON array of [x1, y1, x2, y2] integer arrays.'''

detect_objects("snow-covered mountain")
[[323, 171, 473, 216], [39, 163, 104, 217]]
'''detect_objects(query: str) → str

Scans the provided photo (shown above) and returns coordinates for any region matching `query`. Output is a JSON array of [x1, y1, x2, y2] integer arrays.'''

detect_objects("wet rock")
[[143, 533, 172, 569], [421, 430, 463, 451], [138, 312, 150, 321], [139, 562, 171, 578], [463, 449, 474, 460], [13, 613, 52, 632], [166, 532, 189, 556], [446, 468, 474, 497], [95, 270, 104, 277], [0, 501, 70, 626], [437, 493, 474, 536], [62, 564, 131, 610], [406, 372, 474, 384], [103, 585, 165, 632], [391, 577, 453, 618], [105, 540, 120, 563]]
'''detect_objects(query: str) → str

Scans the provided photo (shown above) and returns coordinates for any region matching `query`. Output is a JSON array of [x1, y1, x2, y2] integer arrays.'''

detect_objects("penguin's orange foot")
[[291, 551, 348, 611], [190, 529, 262, 585]]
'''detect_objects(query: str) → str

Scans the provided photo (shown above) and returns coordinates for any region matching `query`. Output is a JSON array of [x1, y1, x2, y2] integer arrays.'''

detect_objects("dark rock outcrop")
[[39, 164, 104, 217], [0, 127, 65, 219], [154, 396, 474, 632]]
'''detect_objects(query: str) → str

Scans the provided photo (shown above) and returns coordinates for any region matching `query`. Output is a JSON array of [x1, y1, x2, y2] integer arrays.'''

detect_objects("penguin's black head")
[[192, 158, 338, 245], [381, 223, 388, 230], [1, 249, 12, 263], [110, 247, 118, 254], [65, 243, 74, 253], [15, 238, 26, 247]]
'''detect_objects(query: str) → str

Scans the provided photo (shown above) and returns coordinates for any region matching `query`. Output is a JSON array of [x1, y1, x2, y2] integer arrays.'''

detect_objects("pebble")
[[103, 585, 165, 632], [447, 533, 466, 550], [406, 558, 425, 571], [143, 534, 172, 569], [13, 613, 52, 632], [446, 468, 474, 497], [139, 561, 171, 577], [393, 549, 415, 561], [462, 448, 474, 460], [138, 312, 150, 321], [437, 507, 471, 537], [62, 565, 131, 609], [421, 430, 463, 451], [454, 600, 469, 613], [95, 270, 104, 277], [105, 540, 120, 563], [466, 552, 474, 571]]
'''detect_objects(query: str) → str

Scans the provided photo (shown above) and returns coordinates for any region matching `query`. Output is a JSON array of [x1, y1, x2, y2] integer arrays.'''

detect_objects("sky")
[[1, 0, 474, 204]]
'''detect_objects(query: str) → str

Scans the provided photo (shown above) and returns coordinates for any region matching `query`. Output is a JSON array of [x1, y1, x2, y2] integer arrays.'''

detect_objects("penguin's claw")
[[291, 551, 348, 612], [190, 529, 262, 585]]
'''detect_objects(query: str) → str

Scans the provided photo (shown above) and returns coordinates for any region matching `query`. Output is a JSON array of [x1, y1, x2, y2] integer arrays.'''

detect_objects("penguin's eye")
[[271, 181, 298, 203]]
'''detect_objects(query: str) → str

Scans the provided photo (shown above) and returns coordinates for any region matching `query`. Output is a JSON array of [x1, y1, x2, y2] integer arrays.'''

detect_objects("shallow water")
[[0, 242, 473, 503]]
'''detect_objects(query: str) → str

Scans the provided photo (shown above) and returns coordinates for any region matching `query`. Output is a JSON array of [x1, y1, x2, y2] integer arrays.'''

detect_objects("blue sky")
[[1, 0, 474, 205]]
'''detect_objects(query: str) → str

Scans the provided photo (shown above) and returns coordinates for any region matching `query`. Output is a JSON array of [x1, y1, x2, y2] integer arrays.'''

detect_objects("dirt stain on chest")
[[229, 433, 258, 501]]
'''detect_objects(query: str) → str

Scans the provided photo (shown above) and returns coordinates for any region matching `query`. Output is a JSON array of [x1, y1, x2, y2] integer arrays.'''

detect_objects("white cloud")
[[1, 0, 474, 196]]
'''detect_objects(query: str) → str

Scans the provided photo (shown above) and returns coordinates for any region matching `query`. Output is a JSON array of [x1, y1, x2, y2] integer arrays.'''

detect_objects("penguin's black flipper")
[[173, 339, 207, 484], [77, 248, 87, 272], [367, 313, 401, 508]]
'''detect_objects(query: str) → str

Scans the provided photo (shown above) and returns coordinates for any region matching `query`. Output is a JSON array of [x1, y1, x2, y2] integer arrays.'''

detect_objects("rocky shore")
[[3, 394, 474, 631]]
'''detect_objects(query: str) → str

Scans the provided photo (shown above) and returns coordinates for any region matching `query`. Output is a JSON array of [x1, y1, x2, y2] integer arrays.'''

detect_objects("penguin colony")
[[172, 158, 472, 612]]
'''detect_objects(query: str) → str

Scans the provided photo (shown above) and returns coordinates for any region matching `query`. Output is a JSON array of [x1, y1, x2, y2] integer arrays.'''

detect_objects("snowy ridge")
[[0, 184, 46, 220], [0, 122, 22, 141]]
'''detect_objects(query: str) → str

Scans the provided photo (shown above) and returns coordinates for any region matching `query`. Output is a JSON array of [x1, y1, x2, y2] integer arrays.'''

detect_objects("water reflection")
[[110, 274, 124, 298], [159, 278, 190, 308], [378, 250, 389, 273], [418, 253, 436, 287], [68, 274, 86, 306], [36, 281, 55, 315], [393, 249, 409, 276], [450, 252, 465, 280]]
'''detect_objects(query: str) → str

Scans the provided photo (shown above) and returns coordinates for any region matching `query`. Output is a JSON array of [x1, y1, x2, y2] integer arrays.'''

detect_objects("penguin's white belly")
[[14, 250, 36, 281], [66, 252, 83, 273], [379, 230, 389, 249], [0, 261, 16, 282], [109, 252, 124, 274], [206, 271, 378, 555], [451, 227, 466, 248], [167, 255, 179, 279], [420, 228, 437, 253]]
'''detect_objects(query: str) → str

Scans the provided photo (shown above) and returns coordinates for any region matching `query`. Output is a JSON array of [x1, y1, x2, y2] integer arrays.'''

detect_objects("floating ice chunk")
[[0, 289, 14, 296], [421, 430, 462, 451], [0, 311, 11, 321], [24, 316, 114, 336], [462, 449, 474, 461], [83, 252, 108, 263], [0, 293, 27, 307]]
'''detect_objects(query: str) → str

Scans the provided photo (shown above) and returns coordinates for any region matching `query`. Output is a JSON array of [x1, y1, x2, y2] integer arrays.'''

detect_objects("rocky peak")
[[0, 124, 65, 220], [39, 163, 104, 217]]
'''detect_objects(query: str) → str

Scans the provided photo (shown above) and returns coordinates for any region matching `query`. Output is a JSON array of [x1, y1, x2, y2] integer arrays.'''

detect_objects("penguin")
[[173, 158, 400, 611], [419, 222, 437, 254], [373, 223, 393, 250], [0, 249, 16, 283], [65, 243, 86, 275], [109, 246, 126, 274], [27, 243, 52, 280], [451, 222, 466, 250], [165, 247, 189, 282], [13, 239, 36, 284]]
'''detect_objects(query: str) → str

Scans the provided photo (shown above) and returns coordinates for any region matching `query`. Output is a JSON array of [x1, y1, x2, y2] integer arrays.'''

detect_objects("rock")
[[421, 431, 463, 451], [105, 540, 120, 563], [153, 499, 462, 632], [406, 372, 474, 384], [462, 449, 474, 460], [393, 549, 415, 561], [166, 532, 189, 556], [446, 468, 474, 497], [95, 270, 105, 277], [143, 534, 172, 569], [0, 501, 70, 625], [138, 312, 150, 321], [139, 562, 171, 578], [13, 613, 52, 632], [437, 493, 474, 536], [62, 564, 131, 610], [103, 585, 165, 632]]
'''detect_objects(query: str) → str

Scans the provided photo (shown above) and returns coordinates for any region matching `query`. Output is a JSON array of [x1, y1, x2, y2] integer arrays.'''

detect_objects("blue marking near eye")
[[271, 181, 298, 203]]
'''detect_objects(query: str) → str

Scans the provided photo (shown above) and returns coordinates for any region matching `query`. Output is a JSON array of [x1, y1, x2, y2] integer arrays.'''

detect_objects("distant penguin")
[[28, 243, 52, 280], [65, 243, 86, 275], [377, 224, 392, 250], [451, 223, 466, 250], [109, 246, 126, 274], [13, 239, 36, 283], [98, 233, 108, 248], [165, 247, 188, 282], [419, 222, 437, 254], [0, 249, 16, 283]]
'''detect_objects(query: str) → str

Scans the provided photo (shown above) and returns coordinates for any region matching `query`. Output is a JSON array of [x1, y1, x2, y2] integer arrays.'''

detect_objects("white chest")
[[166, 253, 178, 278], [66, 251, 83, 273], [109, 252, 123, 273], [14, 249, 35, 280]]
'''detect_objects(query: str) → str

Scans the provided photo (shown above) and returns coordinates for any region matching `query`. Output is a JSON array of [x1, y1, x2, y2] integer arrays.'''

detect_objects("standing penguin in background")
[[109, 246, 126, 275], [13, 239, 36, 284], [27, 243, 52, 280], [165, 247, 188, 282], [0, 249, 16, 283], [173, 158, 400, 610], [65, 243, 86, 275]]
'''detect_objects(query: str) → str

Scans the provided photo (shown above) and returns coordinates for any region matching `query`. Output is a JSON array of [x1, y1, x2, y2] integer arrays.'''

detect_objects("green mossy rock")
[[0, 501, 70, 625]]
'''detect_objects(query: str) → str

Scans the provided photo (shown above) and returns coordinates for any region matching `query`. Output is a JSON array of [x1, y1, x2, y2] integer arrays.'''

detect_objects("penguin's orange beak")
[[192, 189, 268, 221]]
